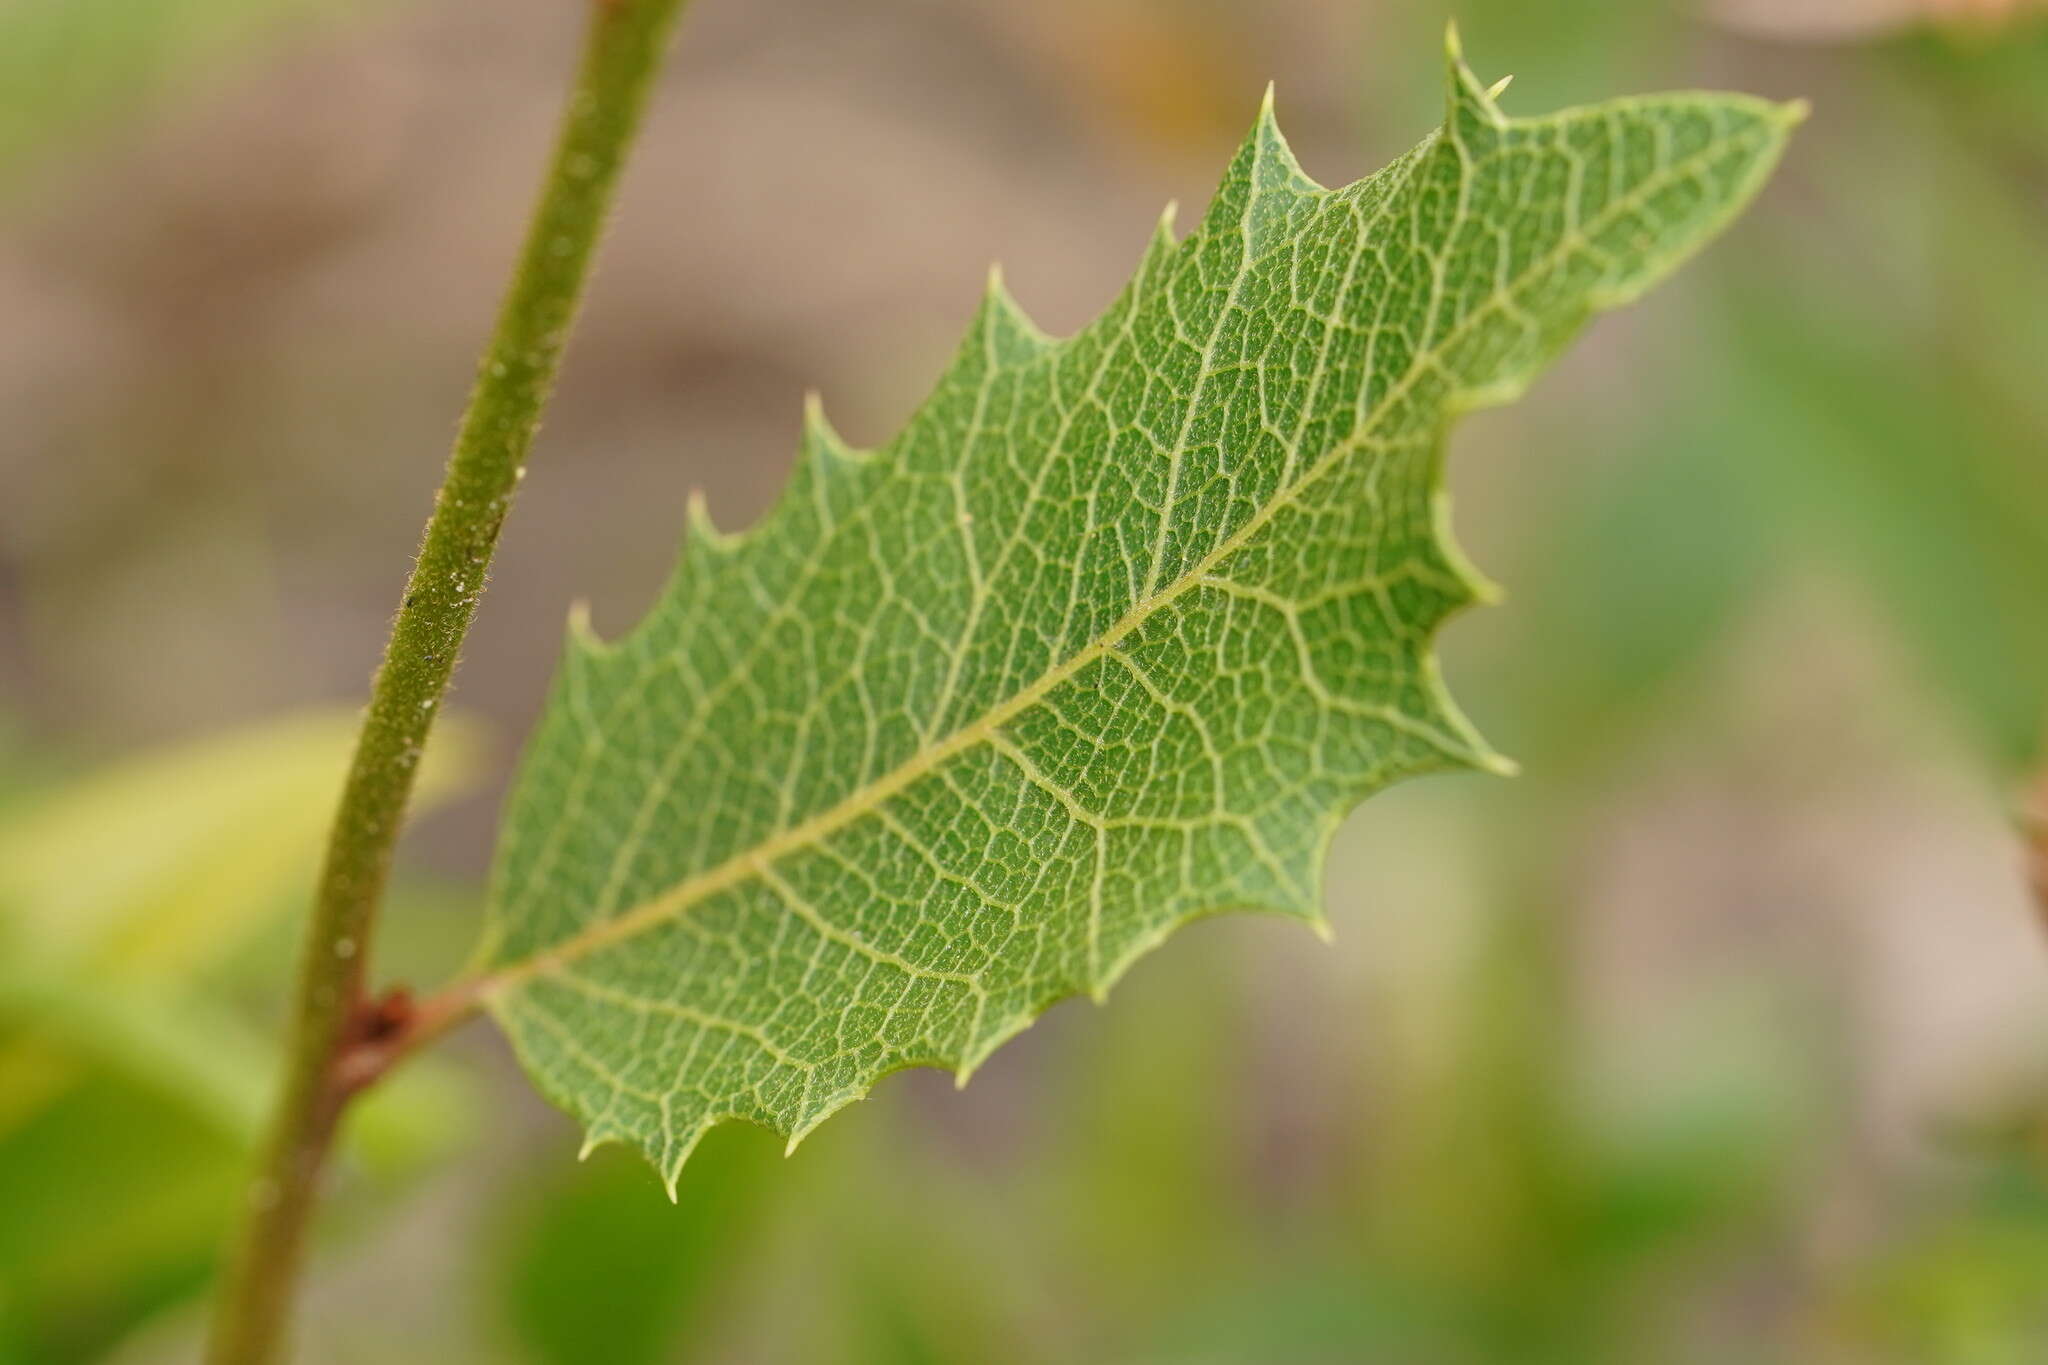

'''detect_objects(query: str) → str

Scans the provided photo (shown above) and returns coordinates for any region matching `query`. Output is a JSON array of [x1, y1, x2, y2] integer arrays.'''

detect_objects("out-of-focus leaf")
[[1686, 54, 2048, 771], [0, 972, 269, 1140], [0, 706, 485, 1141], [0, 979, 474, 1362], [0, 1070, 243, 1364], [1705, 288, 2048, 769], [1475, 387, 1778, 773], [0, 707, 485, 979], [498, 1126, 778, 1365], [1144, 1265, 1503, 1364], [1832, 1159, 2048, 1362], [0, 710, 486, 1360], [1578, 984, 1823, 1267], [0, 966, 473, 1171]]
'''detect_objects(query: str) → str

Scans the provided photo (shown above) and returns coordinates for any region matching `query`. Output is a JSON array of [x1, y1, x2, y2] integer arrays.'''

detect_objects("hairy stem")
[[206, 3, 688, 1360]]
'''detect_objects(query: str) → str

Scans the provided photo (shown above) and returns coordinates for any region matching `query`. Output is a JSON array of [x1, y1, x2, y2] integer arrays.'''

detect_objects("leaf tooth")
[[956, 1006, 1041, 1087], [576, 1121, 618, 1161], [976, 261, 1056, 362], [783, 1087, 863, 1157], [1128, 201, 1181, 291], [659, 1120, 714, 1199], [1251, 83, 1322, 195], [564, 597, 611, 659], [1428, 482, 1505, 612], [1196, 85, 1323, 253], [1444, 20, 1510, 133], [1153, 198, 1180, 248], [1407, 474, 1514, 780], [683, 486, 739, 563], [801, 389, 869, 468], [1408, 652, 1518, 780]]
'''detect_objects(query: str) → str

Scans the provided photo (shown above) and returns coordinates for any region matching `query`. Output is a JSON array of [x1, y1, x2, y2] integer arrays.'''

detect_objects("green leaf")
[[0, 708, 486, 1143], [0, 707, 486, 980], [476, 35, 1799, 1187], [0, 713, 486, 1357]]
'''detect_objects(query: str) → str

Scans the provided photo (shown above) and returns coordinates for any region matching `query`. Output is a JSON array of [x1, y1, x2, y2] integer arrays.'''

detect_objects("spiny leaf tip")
[[1445, 23, 1508, 126], [802, 389, 864, 465], [977, 259, 1054, 354], [1247, 83, 1316, 192], [684, 486, 734, 556], [565, 597, 606, 655]]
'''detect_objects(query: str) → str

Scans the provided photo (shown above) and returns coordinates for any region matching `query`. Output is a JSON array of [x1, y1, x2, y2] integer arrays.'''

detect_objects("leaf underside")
[[476, 35, 1798, 1189]]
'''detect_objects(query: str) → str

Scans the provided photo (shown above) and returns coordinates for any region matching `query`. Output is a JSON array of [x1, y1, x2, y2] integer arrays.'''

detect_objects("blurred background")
[[2, 0, 2046, 1360]]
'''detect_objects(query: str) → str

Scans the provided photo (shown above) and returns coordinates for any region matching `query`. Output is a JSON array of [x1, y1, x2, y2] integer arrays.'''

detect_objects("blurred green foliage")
[[0, 0, 366, 190], [0, 713, 484, 1362], [495, 1128, 777, 1365], [1, 2, 2045, 1363]]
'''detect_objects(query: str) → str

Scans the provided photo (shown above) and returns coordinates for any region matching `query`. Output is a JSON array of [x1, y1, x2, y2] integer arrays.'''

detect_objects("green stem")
[[205, 3, 688, 1360]]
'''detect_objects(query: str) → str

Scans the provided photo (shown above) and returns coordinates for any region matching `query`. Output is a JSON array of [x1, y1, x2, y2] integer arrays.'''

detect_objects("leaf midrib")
[[477, 114, 1770, 1003]]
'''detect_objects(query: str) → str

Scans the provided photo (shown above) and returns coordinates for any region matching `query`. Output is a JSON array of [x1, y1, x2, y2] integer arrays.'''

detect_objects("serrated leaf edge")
[[486, 34, 1800, 1193]]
